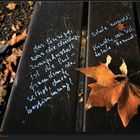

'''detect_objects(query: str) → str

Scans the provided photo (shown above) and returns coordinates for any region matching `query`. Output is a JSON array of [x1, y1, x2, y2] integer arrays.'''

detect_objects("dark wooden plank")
[[84, 2, 140, 133], [134, 2, 140, 46], [134, 2, 140, 27], [1, 1, 83, 133]]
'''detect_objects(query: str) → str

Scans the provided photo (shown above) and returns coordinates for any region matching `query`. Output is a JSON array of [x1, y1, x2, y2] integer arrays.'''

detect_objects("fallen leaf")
[[81, 31, 86, 48], [9, 29, 27, 46], [77, 55, 140, 127], [11, 21, 21, 32], [117, 23, 125, 31], [0, 41, 6, 45], [11, 25, 17, 32], [28, 1, 34, 6], [0, 68, 9, 87], [77, 55, 116, 87], [0, 86, 6, 104], [6, 3, 17, 10], [118, 83, 140, 127], [6, 48, 22, 65], [4, 47, 22, 83]]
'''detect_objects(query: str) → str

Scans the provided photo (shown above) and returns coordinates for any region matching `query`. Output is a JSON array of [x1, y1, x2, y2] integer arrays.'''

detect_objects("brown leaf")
[[6, 48, 22, 65], [0, 41, 6, 45], [0, 86, 7, 104], [0, 68, 9, 86], [77, 55, 116, 87], [86, 81, 125, 111], [5, 47, 22, 82], [77, 55, 140, 127], [6, 3, 17, 10], [11, 21, 21, 32], [9, 29, 27, 46], [118, 83, 140, 127], [81, 31, 86, 48], [116, 23, 125, 31], [28, 1, 34, 6]]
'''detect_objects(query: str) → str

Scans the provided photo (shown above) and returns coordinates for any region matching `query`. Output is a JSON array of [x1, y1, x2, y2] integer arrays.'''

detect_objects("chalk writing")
[[110, 15, 131, 27], [25, 30, 80, 115], [91, 15, 137, 57], [25, 96, 52, 115], [91, 25, 108, 38]]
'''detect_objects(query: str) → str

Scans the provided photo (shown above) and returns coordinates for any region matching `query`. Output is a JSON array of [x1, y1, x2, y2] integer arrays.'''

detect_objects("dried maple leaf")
[[77, 55, 140, 127], [116, 23, 125, 31]]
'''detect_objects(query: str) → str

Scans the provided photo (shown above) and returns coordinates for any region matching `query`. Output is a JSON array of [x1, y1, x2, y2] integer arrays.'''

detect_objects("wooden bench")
[[1, 1, 140, 133], [1, 1, 83, 133], [84, 2, 140, 133]]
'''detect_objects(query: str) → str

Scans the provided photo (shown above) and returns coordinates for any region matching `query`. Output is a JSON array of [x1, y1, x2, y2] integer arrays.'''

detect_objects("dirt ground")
[[0, 1, 35, 125]]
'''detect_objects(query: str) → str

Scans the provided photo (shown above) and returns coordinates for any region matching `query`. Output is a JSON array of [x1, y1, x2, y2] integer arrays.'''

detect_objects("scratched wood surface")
[[84, 2, 140, 133], [1, 2, 83, 133]]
